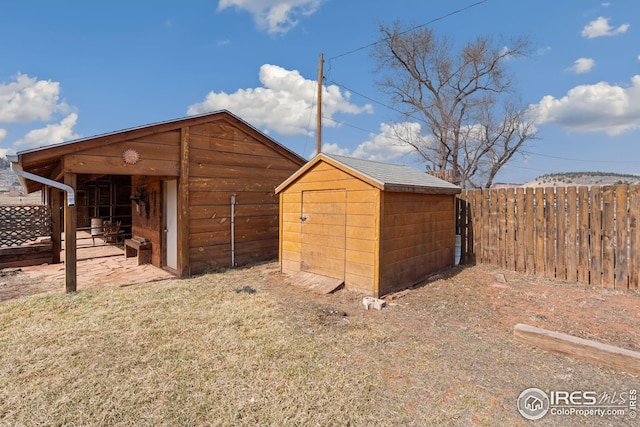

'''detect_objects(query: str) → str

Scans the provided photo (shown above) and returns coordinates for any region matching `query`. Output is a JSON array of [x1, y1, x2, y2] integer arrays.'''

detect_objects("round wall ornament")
[[122, 149, 141, 165]]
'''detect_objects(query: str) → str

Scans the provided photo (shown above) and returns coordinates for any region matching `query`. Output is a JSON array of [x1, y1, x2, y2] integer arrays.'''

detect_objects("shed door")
[[163, 180, 178, 271], [300, 189, 346, 280]]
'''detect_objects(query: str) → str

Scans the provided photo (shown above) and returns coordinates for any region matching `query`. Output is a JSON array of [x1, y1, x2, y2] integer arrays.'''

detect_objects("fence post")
[[615, 185, 629, 290], [601, 187, 615, 287], [534, 188, 545, 276], [497, 189, 507, 268], [545, 187, 557, 279], [578, 186, 591, 284], [515, 188, 526, 273], [590, 187, 602, 286], [629, 185, 640, 290], [506, 188, 516, 271], [556, 187, 567, 281], [458, 194, 468, 265]]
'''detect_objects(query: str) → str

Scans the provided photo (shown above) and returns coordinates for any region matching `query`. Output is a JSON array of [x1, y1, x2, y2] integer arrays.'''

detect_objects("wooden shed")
[[276, 153, 461, 297], [11, 110, 305, 289]]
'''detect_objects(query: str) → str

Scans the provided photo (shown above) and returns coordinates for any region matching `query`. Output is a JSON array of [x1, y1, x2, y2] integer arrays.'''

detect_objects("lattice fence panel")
[[0, 205, 51, 248]]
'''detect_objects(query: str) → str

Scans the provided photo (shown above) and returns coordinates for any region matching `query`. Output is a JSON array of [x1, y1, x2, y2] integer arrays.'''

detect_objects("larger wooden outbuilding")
[[276, 153, 461, 297], [10, 110, 305, 290]]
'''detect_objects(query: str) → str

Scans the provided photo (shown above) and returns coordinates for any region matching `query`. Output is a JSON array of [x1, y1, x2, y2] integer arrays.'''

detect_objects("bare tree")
[[372, 22, 536, 188]]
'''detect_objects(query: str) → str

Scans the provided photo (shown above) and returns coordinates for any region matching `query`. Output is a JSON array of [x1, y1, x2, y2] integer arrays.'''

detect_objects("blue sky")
[[1, 0, 639, 184]]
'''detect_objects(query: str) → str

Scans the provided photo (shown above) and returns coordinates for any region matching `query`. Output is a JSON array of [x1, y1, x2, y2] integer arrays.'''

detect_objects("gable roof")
[[12, 110, 305, 193], [276, 153, 461, 195]]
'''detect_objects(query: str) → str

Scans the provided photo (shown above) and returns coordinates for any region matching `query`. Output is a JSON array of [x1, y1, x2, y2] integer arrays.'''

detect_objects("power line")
[[524, 150, 639, 164], [328, 80, 640, 168], [326, 0, 490, 63], [325, 112, 639, 170], [319, 0, 636, 171], [328, 80, 400, 113], [322, 114, 382, 136], [328, 79, 430, 128]]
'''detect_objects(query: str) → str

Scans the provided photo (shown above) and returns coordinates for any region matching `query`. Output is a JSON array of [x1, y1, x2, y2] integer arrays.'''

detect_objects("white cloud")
[[582, 16, 629, 38], [187, 64, 372, 136], [322, 122, 419, 162], [0, 128, 6, 143], [13, 113, 79, 150], [567, 57, 595, 74], [218, 0, 323, 34], [351, 122, 420, 161], [0, 73, 68, 123], [319, 142, 351, 157], [528, 75, 640, 135]]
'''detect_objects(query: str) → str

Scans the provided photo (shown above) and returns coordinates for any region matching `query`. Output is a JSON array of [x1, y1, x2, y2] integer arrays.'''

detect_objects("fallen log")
[[514, 323, 640, 377]]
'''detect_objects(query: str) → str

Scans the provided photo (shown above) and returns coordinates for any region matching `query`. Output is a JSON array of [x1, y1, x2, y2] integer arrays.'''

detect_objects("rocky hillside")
[[523, 172, 640, 188], [0, 166, 42, 205], [0, 166, 21, 192]]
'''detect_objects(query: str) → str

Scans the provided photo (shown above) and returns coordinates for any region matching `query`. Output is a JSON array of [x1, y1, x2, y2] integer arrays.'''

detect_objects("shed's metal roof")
[[324, 153, 461, 193]]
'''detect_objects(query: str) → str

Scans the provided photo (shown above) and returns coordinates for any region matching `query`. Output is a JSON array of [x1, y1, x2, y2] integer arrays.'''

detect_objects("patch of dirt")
[[259, 263, 640, 424], [260, 263, 640, 356], [0, 267, 65, 301], [315, 305, 349, 326]]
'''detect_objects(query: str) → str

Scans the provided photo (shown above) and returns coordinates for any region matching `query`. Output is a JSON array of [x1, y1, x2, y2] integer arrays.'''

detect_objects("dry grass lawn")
[[0, 262, 638, 426]]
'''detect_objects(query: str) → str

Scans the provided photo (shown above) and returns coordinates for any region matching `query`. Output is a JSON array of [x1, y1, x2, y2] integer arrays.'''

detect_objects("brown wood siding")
[[63, 131, 181, 177], [279, 162, 378, 293], [185, 127, 301, 275], [379, 192, 456, 295], [280, 191, 302, 275]]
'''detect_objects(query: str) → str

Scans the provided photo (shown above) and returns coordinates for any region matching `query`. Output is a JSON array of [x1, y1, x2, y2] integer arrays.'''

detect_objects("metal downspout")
[[8, 156, 75, 206]]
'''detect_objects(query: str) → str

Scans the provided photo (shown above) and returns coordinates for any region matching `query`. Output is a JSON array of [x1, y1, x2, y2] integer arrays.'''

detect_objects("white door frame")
[[163, 180, 178, 271]]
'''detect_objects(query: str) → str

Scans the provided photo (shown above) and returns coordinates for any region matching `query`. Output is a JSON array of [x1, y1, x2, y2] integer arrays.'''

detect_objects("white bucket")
[[455, 234, 461, 265], [90, 217, 103, 236]]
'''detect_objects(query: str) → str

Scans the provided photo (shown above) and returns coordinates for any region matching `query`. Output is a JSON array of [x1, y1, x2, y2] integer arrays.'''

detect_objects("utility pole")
[[316, 53, 323, 155]]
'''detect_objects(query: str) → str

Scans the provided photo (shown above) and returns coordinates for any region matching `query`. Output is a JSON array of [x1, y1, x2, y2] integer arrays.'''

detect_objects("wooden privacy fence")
[[457, 185, 640, 290]]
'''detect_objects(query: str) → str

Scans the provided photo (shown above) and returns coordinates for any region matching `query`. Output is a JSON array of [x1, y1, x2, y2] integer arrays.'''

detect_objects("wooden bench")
[[124, 237, 151, 265]]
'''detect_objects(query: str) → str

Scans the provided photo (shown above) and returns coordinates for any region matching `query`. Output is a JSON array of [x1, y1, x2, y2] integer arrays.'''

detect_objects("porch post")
[[50, 186, 62, 264], [64, 173, 77, 292]]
